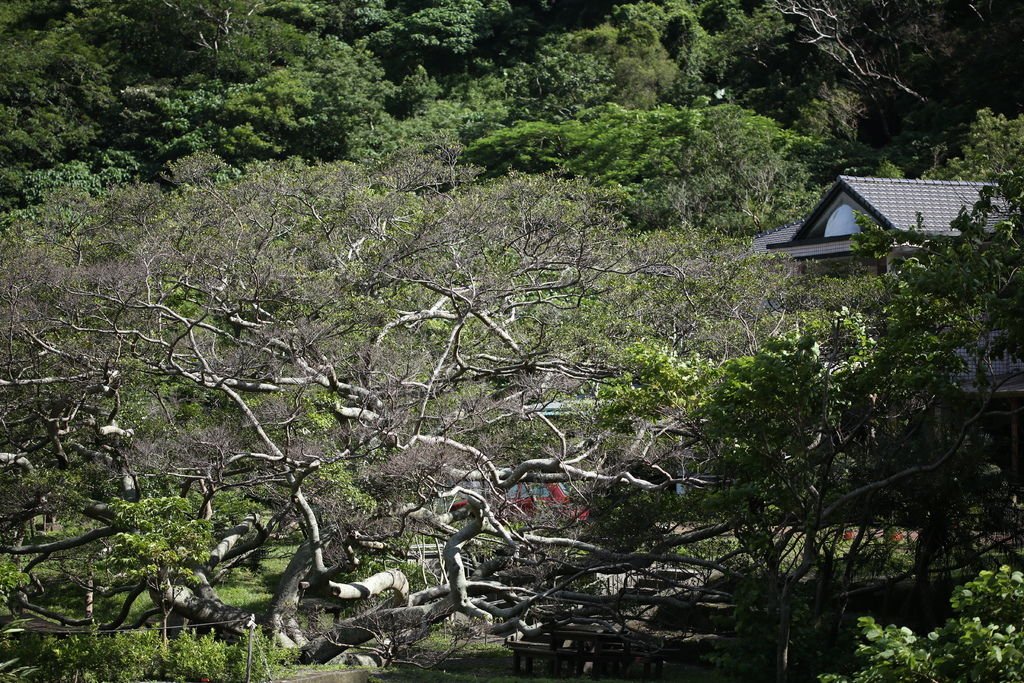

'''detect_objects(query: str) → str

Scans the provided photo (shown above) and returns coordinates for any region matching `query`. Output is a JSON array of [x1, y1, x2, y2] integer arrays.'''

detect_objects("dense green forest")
[[2, 2, 1024, 683], [2, 0, 1023, 220]]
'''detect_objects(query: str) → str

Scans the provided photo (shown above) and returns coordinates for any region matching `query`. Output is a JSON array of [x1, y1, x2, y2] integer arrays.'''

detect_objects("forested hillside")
[[2, 3, 1024, 683], [2, 0, 1022, 220]]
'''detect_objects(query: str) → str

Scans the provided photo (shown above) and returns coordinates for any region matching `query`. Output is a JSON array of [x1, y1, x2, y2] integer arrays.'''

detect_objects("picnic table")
[[507, 624, 675, 679]]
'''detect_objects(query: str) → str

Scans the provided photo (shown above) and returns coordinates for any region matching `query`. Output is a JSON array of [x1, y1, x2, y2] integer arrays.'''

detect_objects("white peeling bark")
[[442, 503, 492, 621], [98, 423, 134, 438], [328, 569, 410, 607], [207, 513, 260, 570], [0, 453, 33, 472]]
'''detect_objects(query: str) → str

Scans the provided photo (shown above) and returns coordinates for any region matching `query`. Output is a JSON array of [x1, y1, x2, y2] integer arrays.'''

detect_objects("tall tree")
[[0, 150, 746, 658]]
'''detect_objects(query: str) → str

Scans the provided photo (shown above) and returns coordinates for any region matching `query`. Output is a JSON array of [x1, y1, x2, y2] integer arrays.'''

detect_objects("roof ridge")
[[838, 175, 994, 188]]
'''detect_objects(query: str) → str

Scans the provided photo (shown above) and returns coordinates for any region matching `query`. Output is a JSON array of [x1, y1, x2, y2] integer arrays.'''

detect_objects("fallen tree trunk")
[[300, 603, 448, 663]]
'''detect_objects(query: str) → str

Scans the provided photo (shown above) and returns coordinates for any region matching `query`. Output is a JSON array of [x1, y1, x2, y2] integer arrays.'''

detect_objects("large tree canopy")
[[1, 153, 1017, 683], [0, 150, 738, 659]]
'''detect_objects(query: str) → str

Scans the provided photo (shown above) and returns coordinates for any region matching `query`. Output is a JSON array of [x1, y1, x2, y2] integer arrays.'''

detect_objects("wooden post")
[[245, 614, 256, 683], [1012, 398, 1021, 484]]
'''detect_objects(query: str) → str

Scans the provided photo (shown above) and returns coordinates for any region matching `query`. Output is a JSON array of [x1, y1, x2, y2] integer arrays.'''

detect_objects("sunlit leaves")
[[104, 498, 213, 585], [825, 567, 1024, 682]]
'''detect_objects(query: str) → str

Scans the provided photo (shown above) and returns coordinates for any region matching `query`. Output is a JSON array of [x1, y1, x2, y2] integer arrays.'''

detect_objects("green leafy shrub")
[[165, 631, 230, 682], [166, 629, 295, 682], [225, 630, 298, 682], [0, 564, 33, 681], [3, 630, 161, 683], [823, 566, 1024, 682], [0, 622, 34, 683], [0, 628, 294, 682], [710, 578, 855, 683]]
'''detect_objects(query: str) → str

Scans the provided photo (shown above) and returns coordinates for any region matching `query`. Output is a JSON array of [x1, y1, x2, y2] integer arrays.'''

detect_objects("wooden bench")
[[508, 625, 674, 679], [508, 639, 579, 676]]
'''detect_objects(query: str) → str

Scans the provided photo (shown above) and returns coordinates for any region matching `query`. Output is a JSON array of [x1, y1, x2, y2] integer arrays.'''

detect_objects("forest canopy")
[[1, 0, 1022, 215], [1, 149, 1022, 683]]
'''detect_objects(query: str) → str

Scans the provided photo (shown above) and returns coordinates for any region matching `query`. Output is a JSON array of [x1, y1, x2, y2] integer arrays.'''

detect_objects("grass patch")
[[415, 628, 509, 657], [215, 567, 276, 615]]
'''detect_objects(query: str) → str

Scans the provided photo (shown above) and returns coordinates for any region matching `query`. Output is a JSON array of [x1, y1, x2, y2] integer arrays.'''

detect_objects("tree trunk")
[[776, 588, 793, 683], [267, 542, 315, 647], [84, 576, 94, 620], [155, 583, 250, 637], [328, 569, 409, 606], [909, 510, 945, 628], [813, 548, 834, 621]]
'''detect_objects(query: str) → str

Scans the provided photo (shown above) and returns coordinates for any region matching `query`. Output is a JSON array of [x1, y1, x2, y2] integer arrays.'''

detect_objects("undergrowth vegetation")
[[0, 629, 294, 683]]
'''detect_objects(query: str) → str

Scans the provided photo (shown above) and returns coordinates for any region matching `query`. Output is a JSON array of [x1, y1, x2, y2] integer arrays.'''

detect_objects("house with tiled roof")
[[757, 175, 1024, 480], [755, 176, 994, 263]]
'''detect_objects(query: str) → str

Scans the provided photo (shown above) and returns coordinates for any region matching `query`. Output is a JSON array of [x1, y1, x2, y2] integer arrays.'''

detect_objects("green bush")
[[0, 620, 35, 683], [823, 566, 1024, 682], [709, 578, 854, 683], [0, 627, 294, 682], [225, 630, 298, 683], [165, 631, 230, 682], [1, 630, 161, 683]]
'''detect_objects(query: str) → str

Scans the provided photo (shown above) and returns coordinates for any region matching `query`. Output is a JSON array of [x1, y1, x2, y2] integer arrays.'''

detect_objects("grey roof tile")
[[753, 220, 802, 252], [838, 176, 994, 233], [754, 176, 1000, 253]]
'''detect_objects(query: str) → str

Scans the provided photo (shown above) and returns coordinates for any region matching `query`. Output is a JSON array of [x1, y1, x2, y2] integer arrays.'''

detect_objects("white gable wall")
[[801, 192, 874, 240]]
